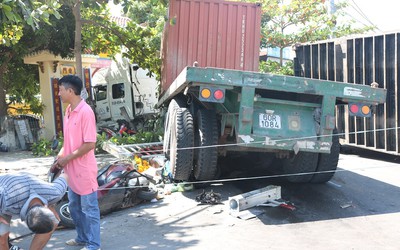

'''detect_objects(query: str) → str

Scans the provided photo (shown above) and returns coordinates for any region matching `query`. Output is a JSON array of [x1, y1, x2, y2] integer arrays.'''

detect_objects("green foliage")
[[96, 132, 108, 154], [0, 5, 75, 117], [80, 0, 166, 79], [31, 132, 107, 156], [259, 60, 294, 76], [5, 58, 44, 115], [0, 0, 61, 46], [31, 138, 58, 157], [109, 131, 163, 146], [246, 0, 374, 65]]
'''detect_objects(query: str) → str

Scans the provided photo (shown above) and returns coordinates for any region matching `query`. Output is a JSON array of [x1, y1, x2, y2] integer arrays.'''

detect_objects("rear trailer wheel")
[[311, 130, 340, 183], [163, 99, 182, 157], [193, 109, 219, 180], [282, 151, 318, 183], [164, 99, 194, 181]]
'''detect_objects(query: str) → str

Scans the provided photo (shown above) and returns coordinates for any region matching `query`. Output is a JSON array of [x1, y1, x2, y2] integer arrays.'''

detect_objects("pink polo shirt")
[[63, 99, 98, 195]]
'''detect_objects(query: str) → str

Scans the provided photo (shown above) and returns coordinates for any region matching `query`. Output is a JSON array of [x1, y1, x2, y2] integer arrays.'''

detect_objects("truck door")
[[110, 82, 134, 120], [93, 85, 111, 121]]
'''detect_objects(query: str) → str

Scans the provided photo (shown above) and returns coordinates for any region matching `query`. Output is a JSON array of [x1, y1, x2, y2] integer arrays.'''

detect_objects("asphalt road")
[[2, 148, 400, 250]]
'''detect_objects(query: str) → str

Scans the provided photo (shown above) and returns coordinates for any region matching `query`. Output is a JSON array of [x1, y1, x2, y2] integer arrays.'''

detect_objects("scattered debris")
[[212, 208, 224, 214], [236, 208, 264, 220], [228, 185, 281, 215], [164, 183, 194, 195], [258, 200, 296, 211], [195, 190, 222, 205], [340, 203, 353, 209]]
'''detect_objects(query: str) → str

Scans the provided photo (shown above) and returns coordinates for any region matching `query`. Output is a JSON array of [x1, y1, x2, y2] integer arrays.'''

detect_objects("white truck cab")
[[92, 56, 158, 131]]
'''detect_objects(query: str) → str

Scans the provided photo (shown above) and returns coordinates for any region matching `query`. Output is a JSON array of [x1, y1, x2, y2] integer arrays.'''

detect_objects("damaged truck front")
[[157, 0, 387, 183], [92, 56, 159, 133]]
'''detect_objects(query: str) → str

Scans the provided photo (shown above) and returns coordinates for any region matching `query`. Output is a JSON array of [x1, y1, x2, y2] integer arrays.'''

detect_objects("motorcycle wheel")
[[56, 200, 75, 229], [137, 188, 158, 201]]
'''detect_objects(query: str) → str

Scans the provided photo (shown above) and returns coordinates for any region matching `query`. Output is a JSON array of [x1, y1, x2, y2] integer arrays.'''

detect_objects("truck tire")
[[282, 151, 318, 183], [193, 109, 219, 180], [164, 99, 194, 181], [56, 200, 75, 229], [137, 188, 158, 201], [163, 98, 185, 157], [311, 130, 340, 183]]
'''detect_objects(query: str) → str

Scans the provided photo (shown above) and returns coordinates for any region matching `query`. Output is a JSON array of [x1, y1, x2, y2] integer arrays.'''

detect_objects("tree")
[[0, 0, 64, 124], [0, 0, 61, 46], [248, 0, 374, 67], [62, 0, 164, 83], [80, 0, 167, 78], [1, 0, 164, 122]]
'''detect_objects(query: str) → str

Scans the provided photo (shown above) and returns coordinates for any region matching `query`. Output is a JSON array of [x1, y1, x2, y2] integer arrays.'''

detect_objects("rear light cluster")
[[348, 103, 371, 117], [199, 86, 225, 103]]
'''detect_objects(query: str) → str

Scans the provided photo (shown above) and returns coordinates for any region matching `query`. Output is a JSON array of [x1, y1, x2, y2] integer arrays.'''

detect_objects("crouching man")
[[0, 172, 68, 250]]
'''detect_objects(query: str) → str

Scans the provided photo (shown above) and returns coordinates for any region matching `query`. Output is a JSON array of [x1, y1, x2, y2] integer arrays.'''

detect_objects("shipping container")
[[294, 32, 400, 155], [161, 0, 262, 93]]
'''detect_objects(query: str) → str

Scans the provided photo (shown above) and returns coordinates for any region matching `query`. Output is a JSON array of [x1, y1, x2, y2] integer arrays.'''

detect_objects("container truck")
[[155, 0, 387, 183]]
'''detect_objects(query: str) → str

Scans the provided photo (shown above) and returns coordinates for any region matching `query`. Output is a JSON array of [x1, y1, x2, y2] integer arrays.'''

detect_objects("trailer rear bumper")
[[237, 134, 332, 154]]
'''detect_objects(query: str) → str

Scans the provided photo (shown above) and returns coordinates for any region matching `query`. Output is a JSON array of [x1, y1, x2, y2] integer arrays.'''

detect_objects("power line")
[[348, 0, 380, 31], [342, 11, 374, 29]]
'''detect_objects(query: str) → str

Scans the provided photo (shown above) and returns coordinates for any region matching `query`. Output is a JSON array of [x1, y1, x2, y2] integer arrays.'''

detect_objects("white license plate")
[[259, 113, 281, 129]]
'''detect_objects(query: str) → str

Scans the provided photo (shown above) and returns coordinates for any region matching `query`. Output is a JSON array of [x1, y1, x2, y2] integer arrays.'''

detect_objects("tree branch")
[[81, 19, 129, 47]]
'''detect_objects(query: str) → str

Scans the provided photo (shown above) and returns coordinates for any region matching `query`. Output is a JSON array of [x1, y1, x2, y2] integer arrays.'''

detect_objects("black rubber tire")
[[311, 130, 340, 183], [164, 99, 194, 181], [282, 151, 318, 183], [55, 200, 75, 229], [193, 109, 219, 180], [137, 188, 158, 201], [163, 98, 185, 158]]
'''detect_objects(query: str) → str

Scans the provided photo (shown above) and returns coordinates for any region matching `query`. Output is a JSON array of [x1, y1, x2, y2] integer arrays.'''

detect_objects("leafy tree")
[[80, 0, 167, 78], [0, 0, 65, 124], [1, 0, 164, 123], [0, 0, 61, 46], [260, 60, 294, 76], [62, 0, 164, 81], [248, 0, 374, 66]]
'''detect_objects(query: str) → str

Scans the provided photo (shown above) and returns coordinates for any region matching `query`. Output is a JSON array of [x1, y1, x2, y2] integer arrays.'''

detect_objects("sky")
[[109, 0, 399, 33], [343, 0, 400, 33]]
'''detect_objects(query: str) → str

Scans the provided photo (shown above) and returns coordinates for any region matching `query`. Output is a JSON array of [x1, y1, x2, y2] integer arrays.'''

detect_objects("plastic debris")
[[195, 190, 222, 205]]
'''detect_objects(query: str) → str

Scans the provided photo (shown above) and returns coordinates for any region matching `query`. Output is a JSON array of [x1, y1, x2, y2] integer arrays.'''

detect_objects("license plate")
[[259, 113, 281, 129]]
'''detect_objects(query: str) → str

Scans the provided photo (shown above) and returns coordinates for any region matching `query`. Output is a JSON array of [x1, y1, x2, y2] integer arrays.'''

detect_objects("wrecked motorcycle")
[[49, 160, 158, 228]]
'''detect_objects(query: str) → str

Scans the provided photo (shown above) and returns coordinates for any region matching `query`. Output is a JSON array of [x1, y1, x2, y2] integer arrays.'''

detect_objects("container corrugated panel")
[[161, 0, 262, 93], [294, 32, 400, 155]]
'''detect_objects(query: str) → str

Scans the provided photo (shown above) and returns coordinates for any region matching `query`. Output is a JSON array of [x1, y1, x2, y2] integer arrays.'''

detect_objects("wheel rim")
[[59, 203, 72, 221]]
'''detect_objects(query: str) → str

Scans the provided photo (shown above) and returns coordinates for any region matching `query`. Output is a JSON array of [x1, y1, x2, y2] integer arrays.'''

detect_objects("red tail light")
[[349, 103, 371, 117]]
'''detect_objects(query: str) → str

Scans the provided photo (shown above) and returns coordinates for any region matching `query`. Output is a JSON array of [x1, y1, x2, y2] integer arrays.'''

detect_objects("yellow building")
[[23, 51, 111, 139]]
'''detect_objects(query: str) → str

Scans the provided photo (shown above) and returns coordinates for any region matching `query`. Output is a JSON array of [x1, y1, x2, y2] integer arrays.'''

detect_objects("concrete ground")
[[1, 148, 400, 250]]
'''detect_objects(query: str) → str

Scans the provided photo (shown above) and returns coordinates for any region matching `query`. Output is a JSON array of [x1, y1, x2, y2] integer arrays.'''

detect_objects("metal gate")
[[294, 32, 400, 155]]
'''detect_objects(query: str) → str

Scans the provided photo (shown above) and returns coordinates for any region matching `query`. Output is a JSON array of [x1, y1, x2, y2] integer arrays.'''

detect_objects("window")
[[112, 83, 125, 99], [94, 85, 107, 101]]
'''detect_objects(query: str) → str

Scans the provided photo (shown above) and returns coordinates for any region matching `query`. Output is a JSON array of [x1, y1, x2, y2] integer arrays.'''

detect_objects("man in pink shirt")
[[55, 75, 101, 250]]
